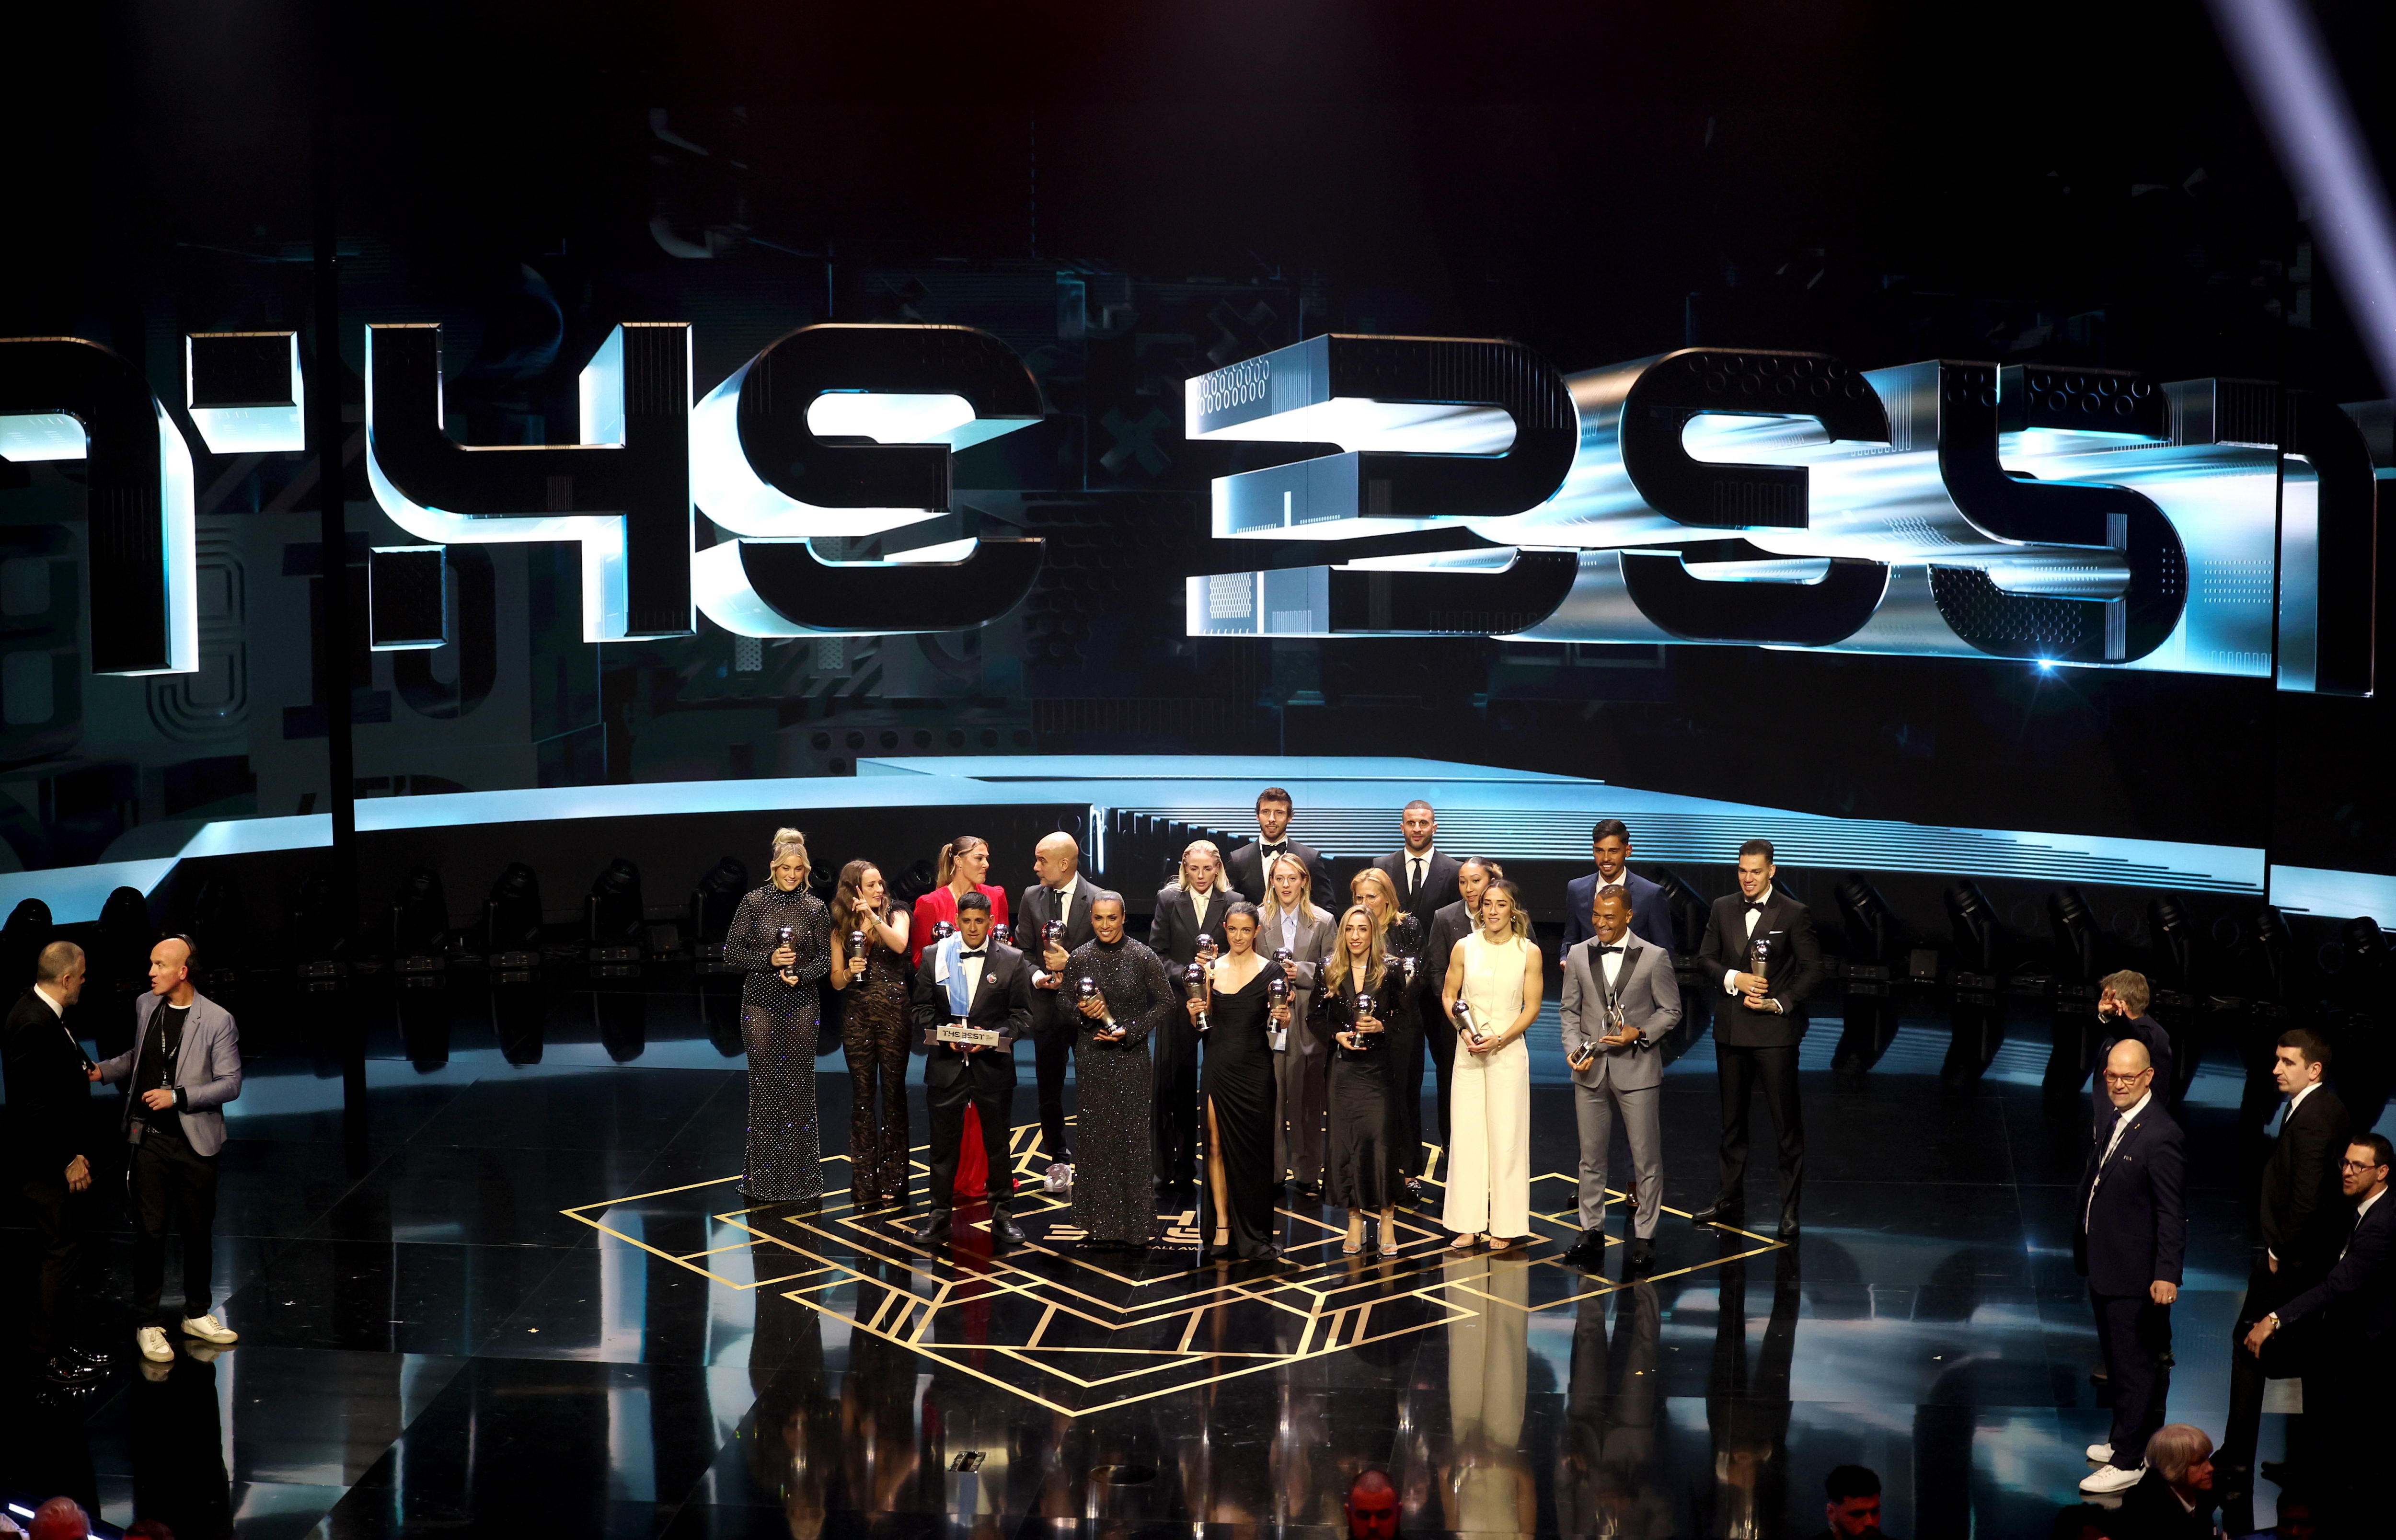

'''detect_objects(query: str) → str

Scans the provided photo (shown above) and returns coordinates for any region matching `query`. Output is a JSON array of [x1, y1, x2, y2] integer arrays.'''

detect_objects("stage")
[[5, 970, 2380, 1540]]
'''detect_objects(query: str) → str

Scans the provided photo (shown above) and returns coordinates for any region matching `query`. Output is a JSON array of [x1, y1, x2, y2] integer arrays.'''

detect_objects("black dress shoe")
[[1690, 1196, 1741, 1225], [1296, 1181, 1322, 1202], [910, 1211, 954, 1244], [991, 1212, 1027, 1245], [1628, 1238, 1656, 1270], [64, 1344, 110, 1372], [41, 1354, 103, 1387], [1561, 1228, 1605, 1266]]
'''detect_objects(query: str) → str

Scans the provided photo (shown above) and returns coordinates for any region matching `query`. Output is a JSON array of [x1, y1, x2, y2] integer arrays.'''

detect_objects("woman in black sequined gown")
[[1319, 904, 1406, 1255], [1194, 902, 1281, 1261], [726, 827, 833, 1203], [828, 859, 913, 1210], [1066, 894, 1177, 1249]]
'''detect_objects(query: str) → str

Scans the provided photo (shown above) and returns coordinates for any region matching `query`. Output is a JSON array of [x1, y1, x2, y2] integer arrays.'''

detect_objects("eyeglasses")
[[2340, 1159, 2387, 1172], [2101, 1070, 2153, 1085]]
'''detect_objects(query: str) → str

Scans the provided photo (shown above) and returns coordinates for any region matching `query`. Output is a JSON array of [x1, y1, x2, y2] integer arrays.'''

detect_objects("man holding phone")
[[1560, 887, 1681, 1271]]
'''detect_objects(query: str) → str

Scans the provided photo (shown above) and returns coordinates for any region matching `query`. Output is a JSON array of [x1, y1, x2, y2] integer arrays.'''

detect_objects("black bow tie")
[[1743, 900, 1766, 912], [959, 949, 986, 959], [1261, 843, 1286, 855], [1595, 944, 1624, 954]]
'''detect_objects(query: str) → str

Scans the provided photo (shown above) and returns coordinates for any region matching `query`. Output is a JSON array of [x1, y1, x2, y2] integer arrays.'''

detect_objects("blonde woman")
[[1351, 863, 1429, 1203], [726, 827, 833, 1203], [1149, 838, 1233, 1190], [1314, 904, 1406, 1253], [1438, 878, 1541, 1249], [1260, 851, 1334, 1194], [908, 834, 1009, 966]]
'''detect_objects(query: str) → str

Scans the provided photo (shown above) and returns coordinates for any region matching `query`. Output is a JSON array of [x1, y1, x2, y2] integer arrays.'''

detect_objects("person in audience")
[[2117, 1424, 2217, 1540], [2219, 1027, 2349, 1500], [1693, 839, 1821, 1240], [95, 935, 243, 1367], [1151, 839, 1233, 1195], [826, 860, 912, 1211], [1067, 894, 1177, 1250], [1318, 904, 1406, 1256], [1560, 886, 1680, 1273], [1559, 819, 1673, 957], [907, 891, 1031, 1246], [1227, 785, 1331, 904], [4, 939, 105, 1388], [1419, 855, 1500, 1164], [25, 1499, 88, 1540], [720, 828, 831, 1205], [2242, 1132, 2393, 1505], [1257, 851, 1334, 1197], [1344, 1468, 1400, 1540], [1806, 1464, 1888, 1540], [1189, 900, 1281, 1260], [1351, 865, 1428, 1202], [1018, 832, 1107, 1193], [2074, 1038, 2187, 1496], [1438, 878, 1540, 1252]]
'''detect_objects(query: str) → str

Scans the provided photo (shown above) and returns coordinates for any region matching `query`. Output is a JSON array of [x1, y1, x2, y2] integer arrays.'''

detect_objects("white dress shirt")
[[1722, 884, 1775, 995], [1189, 886, 1212, 934], [35, 982, 67, 1018], [959, 945, 987, 1006], [1405, 847, 1436, 897], [2345, 1186, 2386, 1260], [2086, 1090, 2153, 1229]]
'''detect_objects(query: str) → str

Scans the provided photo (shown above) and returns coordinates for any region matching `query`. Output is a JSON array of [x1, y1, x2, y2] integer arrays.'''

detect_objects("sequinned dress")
[[834, 919, 912, 1207], [1065, 933, 1176, 1246], [727, 883, 833, 1202]]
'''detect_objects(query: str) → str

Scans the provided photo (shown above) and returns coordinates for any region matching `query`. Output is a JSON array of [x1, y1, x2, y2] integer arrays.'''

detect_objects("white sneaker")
[[136, 1327, 173, 1364], [2084, 1442, 2114, 1464], [2079, 1463, 2143, 1495], [1044, 1162, 1072, 1194], [181, 1313, 238, 1345]]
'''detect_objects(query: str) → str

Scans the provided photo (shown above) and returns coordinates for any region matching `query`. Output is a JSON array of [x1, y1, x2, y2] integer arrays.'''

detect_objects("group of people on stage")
[[726, 790, 1829, 1267]]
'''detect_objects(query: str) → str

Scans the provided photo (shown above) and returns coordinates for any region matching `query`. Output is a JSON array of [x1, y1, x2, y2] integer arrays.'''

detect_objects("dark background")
[[2, 0, 2390, 883]]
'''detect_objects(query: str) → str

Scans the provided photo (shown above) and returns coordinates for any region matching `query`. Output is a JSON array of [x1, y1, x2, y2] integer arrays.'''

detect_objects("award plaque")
[[933, 1019, 1002, 1048]]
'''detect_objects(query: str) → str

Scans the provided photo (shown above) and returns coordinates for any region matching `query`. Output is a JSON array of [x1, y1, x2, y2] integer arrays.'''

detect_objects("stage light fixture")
[[587, 857, 645, 970], [1944, 881, 2002, 987], [2248, 904, 2294, 1007], [1833, 874, 1899, 979], [0, 898, 53, 993], [1648, 867, 1713, 956], [691, 856, 749, 973], [2147, 895, 2200, 999], [2048, 885, 2102, 988], [485, 862, 545, 979]]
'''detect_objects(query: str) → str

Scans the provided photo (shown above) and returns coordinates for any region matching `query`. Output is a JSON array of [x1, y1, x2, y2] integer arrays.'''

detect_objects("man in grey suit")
[[1560, 888, 1681, 1272], [95, 935, 243, 1365]]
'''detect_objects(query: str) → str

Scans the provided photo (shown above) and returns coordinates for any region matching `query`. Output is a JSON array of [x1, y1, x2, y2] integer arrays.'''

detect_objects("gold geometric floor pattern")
[[564, 1118, 1782, 1415]]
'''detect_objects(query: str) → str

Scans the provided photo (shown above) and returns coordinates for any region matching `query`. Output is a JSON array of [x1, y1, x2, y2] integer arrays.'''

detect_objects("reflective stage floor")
[[4, 982, 2387, 1539]]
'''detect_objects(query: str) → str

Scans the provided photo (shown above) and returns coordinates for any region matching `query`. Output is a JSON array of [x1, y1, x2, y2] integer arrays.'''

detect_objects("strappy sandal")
[[1343, 1215, 1366, 1255], [1450, 1232, 1482, 1252]]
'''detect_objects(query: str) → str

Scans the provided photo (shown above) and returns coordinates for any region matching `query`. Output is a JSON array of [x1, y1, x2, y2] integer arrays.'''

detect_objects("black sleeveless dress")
[[1198, 964, 1281, 1260]]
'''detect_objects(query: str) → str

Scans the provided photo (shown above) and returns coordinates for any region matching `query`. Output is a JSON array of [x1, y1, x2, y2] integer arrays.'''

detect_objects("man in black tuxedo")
[[1418, 856, 1499, 1157], [1373, 800, 1460, 935], [1558, 820, 1674, 959], [1692, 840, 1820, 1239], [2074, 1037, 2188, 1497], [1017, 832, 1112, 1194], [2219, 1028, 2350, 1499], [908, 893, 1034, 1246], [2242, 1133, 2391, 1507], [3, 941, 106, 1390], [1226, 786, 1331, 905]]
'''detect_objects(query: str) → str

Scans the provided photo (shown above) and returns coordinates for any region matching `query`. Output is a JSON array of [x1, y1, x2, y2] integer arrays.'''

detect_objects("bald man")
[[1018, 834, 1116, 1190], [96, 935, 244, 1365], [2073, 1037, 2187, 1495]]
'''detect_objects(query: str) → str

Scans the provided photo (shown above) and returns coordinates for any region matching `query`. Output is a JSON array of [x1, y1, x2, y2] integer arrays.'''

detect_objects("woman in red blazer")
[[908, 833, 1011, 1199], [909, 835, 1010, 964]]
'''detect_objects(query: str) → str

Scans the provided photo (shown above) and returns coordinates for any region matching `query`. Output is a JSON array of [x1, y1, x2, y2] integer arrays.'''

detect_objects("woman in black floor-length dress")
[[1193, 902, 1281, 1261], [726, 826, 833, 1203], [1319, 902, 1407, 1255], [1066, 893, 1178, 1248]]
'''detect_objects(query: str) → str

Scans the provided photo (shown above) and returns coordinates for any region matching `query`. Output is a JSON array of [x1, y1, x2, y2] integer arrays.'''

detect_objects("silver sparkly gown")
[[1065, 934, 1177, 1245], [727, 883, 833, 1202]]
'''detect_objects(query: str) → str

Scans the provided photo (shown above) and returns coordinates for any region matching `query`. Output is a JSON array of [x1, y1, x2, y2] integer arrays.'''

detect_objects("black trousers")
[[131, 1130, 218, 1327], [2090, 1288, 2172, 1469], [1715, 1041, 1804, 1214], [2221, 1256, 2312, 1474], [926, 1068, 1015, 1210], [1153, 1016, 1200, 1186], [1426, 1013, 1457, 1157], [1031, 1010, 1074, 1166], [21, 1171, 93, 1358]]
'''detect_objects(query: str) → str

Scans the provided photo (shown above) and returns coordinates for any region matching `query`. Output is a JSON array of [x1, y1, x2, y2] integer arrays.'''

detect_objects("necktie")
[[1410, 857, 1424, 894]]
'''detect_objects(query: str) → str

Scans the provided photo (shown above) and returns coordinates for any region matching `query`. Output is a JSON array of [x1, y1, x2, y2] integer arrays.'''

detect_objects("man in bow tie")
[[1228, 786, 1331, 905], [1693, 839, 1820, 1239], [1560, 887, 1681, 1271], [909, 892, 1033, 1246]]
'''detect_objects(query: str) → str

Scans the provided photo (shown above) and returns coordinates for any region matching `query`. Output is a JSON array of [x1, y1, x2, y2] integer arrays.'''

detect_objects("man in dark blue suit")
[[2242, 1132, 2392, 1505], [2075, 1037, 2187, 1497], [1559, 820, 1673, 960]]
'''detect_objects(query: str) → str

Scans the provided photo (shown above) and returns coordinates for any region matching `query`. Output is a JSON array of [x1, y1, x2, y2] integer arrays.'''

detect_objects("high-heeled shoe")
[[1343, 1215, 1365, 1255], [1450, 1232, 1481, 1252], [1376, 1213, 1398, 1254]]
